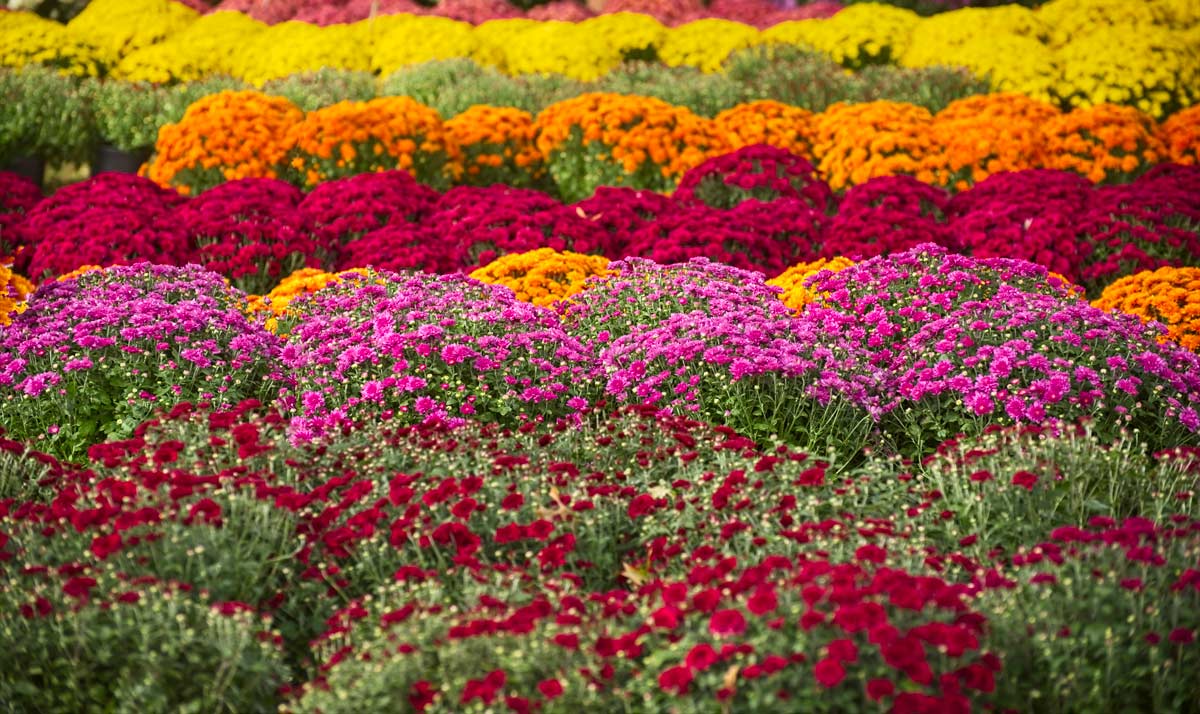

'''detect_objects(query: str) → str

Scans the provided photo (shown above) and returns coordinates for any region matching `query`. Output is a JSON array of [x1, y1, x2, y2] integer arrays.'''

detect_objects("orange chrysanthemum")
[[282, 97, 458, 189], [810, 100, 935, 191], [1158, 104, 1200, 166], [534, 92, 730, 201], [445, 105, 544, 188], [713, 100, 815, 160], [924, 93, 1061, 191], [144, 90, 304, 195], [1093, 266, 1200, 351], [1040, 104, 1165, 183]]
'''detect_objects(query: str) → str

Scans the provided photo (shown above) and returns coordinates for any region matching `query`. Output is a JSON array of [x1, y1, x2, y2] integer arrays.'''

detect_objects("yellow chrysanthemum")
[[371, 15, 478, 76], [767, 256, 855, 312], [0, 264, 35, 326], [65, 0, 198, 70], [228, 21, 370, 86], [469, 248, 611, 307], [496, 21, 622, 81], [112, 11, 266, 83], [56, 264, 105, 282], [246, 267, 369, 332], [658, 19, 760, 74], [1053, 25, 1199, 119], [0, 10, 101, 76], [762, 4, 920, 70]]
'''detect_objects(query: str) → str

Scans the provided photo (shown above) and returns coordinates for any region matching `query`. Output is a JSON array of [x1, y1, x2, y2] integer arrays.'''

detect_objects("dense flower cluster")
[[280, 97, 457, 189], [444, 105, 545, 188], [0, 252, 1198, 711], [144, 90, 305, 195], [0, 10, 101, 76], [131, 92, 1200, 198], [811, 101, 935, 191], [8, 160, 1200, 304], [11, 174, 188, 280], [802, 244, 1200, 451], [712, 100, 816, 160], [921, 92, 1059, 190], [820, 175, 951, 259], [946, 169, 1099, 284], [169, 178, 319, 294], [111, 10, 266, 83], [297, 170, 438, 263], [1040, 103, 1166, 184], [0, 263, 34, 326], [281, 269, 592, 440], [762, 4, 920, 70], [656, 18, 760, 73], [534, 93, 730, 202], [0, 172, 43, 261], [1074, 170, 1200, 292], [1160, 105, 1200, 165], [225, 20, 371, 86], [63, 0, 198, 70], [469, 248, 611, 307], [767, 256, 855, 312], [245, 266, 368, 333], [667, 145, 833, 211], [3, 0, 1200, 122], [0, 264, 282, 460], [1093, 266, 1200, 351], [7, 4, 1200, 711]]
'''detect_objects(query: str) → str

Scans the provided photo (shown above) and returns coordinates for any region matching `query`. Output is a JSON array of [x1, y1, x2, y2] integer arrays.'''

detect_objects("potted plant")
[[85, 78, 171, 174], [0, 67, 96, 187]]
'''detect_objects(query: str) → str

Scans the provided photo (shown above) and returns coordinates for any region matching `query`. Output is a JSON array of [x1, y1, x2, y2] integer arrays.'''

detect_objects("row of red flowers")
[[4, 148, 1199, 297], [1, 396, 1196, 712]]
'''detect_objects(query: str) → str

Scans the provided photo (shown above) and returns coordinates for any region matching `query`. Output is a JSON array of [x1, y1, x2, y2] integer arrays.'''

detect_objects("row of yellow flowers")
[[143, 90, 1200, 197], [2, 0, 1198, 117]]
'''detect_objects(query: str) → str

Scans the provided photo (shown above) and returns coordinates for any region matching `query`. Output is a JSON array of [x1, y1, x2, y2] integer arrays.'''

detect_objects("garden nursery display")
[[1, 0, 1199, 712]]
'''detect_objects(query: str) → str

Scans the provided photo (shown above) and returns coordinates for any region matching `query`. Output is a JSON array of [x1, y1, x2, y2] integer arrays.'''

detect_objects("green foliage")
[[83, 78, 171, 150], [0, 574, 289, 714], [382, 59, 521, 115], [977, 526, 1200, 713], [854, 63, 991, 112], [0, 442, 58, 502], [0, 67, 95, 166], [890, 424, 1200, 551], [262, 68, 378, 113], [592, 62, 743, 117], [723, 45, 990, 113], [723, 45, 855, 112]]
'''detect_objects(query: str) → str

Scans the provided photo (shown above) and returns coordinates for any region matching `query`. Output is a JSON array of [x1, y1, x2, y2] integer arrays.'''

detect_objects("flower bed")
[[7, 159, 1199, 304], [3, 5, 1200, 710], [128, 91, 1200, 198]]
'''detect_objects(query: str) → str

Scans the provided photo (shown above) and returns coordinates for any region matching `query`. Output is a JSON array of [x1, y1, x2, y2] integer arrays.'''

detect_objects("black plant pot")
[[94, 144, 152, 175], [2, 154, 45, 187]]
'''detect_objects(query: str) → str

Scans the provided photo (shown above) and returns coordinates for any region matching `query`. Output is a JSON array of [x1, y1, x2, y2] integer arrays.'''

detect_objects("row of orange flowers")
[[144, 90, 1200, 197]]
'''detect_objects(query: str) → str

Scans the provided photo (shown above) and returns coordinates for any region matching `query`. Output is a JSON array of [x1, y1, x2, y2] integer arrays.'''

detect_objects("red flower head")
[[658, 665, 693, 695], [709, 608, 748, 638], [813, 657, 846, 688], [686, 643, 719, 671]]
